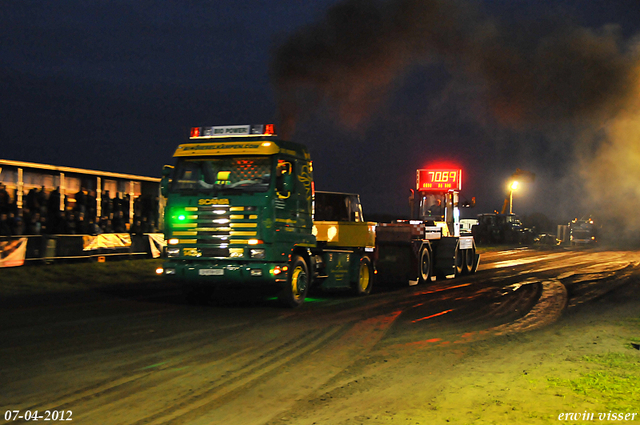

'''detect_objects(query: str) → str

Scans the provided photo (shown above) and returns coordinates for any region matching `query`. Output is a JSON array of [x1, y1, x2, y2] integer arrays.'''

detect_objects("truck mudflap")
[[374, 224, 415, 286], [459, 236, 474, 250], [433, 237, 478, 278], [432, 237, 458, 278]]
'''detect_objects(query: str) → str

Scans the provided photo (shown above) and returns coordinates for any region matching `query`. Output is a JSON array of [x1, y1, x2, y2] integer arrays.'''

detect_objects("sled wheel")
[[353, 256, 373, 295]]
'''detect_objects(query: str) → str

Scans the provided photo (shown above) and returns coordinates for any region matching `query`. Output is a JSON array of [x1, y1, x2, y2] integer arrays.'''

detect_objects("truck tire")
[[462, 246, 475, 275], [279, 255, 309, 308], [471, 250, 480, 273], [352, 256, 373, 295], [418, 247, 431, 284], [454, 246, 464, 276]]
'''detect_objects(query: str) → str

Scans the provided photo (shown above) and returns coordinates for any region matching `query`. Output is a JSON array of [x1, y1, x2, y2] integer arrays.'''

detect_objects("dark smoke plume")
[[271, 0, 478, 137], [271, 0, 637, 135], [271, 0, 640, 240], [467, 24, 636, 128]]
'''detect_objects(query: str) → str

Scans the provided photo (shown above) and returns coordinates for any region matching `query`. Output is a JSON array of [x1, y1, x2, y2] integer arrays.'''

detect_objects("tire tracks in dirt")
[[125, 312, 401, 425]]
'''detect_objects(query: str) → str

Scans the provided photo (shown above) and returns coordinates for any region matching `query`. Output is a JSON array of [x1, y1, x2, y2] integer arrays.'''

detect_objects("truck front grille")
[[169, 204, 259, 258]]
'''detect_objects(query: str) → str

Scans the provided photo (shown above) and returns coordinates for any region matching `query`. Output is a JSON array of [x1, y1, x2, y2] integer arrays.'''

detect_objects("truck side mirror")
[[276, 161, 293, 197], [160, 165, 173, 197], [461, 196, 476, 208]]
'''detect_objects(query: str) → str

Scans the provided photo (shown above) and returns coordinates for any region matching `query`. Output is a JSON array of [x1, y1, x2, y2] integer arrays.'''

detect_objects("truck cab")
[[161, 124, 316, 306]]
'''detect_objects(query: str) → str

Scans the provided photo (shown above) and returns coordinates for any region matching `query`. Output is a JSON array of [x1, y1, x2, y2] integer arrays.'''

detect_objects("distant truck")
[[158, 124, 478, 306], [569, 217, 597, 245], [472, 213, 531, 245]]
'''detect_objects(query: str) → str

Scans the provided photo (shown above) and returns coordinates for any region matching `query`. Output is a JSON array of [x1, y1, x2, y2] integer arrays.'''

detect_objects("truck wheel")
[[454, 247, 464, 276], [462, 247, 475, 275], [418, 247, 431, 284], [471, 250, 480, 273], [352, 256, 373, 295], [279, 256, 309, 308]]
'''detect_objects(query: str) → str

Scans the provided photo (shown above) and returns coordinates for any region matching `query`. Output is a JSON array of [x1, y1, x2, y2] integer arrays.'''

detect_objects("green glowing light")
[[266, 296, 326, 303], [302, 297, 326, 303], [178, 214, 186, 221]]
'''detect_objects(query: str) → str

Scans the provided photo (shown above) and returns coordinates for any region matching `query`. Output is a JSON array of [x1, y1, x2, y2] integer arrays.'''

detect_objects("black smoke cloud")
[[270, 0, 478, 137], [271, 0, 640, 241], [271, 0, 636, 135]]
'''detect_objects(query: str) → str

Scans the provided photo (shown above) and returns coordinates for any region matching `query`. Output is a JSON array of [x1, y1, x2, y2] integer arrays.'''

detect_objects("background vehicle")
[[569, 217, 597, 245], [472, 212, 530, 244], [376, 167, 479, 284]]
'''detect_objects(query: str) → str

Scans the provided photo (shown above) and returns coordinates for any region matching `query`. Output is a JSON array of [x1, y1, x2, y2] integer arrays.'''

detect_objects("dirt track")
[[1, 248, 639, 424]]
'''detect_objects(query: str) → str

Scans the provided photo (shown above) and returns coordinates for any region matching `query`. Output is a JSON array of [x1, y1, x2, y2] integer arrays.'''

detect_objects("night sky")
[[2, 0, 640, 229]]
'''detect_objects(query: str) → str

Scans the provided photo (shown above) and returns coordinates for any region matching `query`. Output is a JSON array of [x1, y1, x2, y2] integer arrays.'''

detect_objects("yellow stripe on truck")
[[173, 141, 280, 157], [313, 221, 376, 248]]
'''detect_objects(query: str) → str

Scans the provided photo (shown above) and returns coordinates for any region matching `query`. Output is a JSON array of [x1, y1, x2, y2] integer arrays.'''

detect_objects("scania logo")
[[198, 198, 230, 205]]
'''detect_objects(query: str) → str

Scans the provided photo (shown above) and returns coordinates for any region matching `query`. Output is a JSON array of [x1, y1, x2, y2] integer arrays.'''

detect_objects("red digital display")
[[417, 169, 462, 191]]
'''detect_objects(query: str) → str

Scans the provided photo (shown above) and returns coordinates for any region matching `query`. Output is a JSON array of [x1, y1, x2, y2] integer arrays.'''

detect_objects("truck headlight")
[[164, 268, 176, 275], [250, 248, 265, 259], [167, 248, 180, 257]]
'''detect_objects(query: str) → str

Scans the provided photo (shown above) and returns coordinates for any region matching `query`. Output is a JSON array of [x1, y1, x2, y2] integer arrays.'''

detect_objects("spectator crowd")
[[0, 183, 160, 237]]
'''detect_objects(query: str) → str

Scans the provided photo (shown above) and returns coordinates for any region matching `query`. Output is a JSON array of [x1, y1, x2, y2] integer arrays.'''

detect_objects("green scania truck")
[[158, 124, 478, 307]]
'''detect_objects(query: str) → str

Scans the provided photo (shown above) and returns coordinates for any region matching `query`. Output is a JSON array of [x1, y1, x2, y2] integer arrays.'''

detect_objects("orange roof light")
[[189, 124, 277, 139]]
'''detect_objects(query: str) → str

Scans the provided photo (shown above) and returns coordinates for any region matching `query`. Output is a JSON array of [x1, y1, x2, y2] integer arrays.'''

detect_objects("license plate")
[[199, 269, 224, 276]]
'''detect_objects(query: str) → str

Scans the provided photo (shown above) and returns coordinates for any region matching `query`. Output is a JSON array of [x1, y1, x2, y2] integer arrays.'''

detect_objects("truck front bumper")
[[162, 260, 289, 287]]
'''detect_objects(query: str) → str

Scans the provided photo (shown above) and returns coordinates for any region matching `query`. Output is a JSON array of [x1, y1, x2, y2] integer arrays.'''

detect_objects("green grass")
[[1, 259, 164, 296], [547, 352, 640, 412]]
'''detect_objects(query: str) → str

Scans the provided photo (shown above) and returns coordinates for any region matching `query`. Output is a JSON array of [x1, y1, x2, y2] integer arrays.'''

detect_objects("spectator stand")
[[0, 159, 166, 267]]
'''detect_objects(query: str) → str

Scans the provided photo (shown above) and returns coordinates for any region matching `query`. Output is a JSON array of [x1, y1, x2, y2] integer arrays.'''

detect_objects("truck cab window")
[[172, 157, 272, 193], [276, 161, 293, 195], [314, 192, 363, 222]]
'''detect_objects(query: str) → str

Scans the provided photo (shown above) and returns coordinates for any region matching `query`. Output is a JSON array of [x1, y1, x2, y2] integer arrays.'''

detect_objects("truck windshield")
[[419, 194, 445, 221], [171, 157, 272, 194]]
